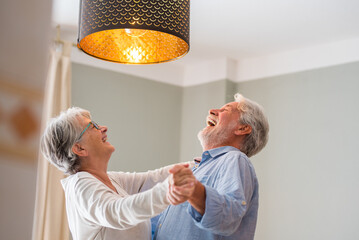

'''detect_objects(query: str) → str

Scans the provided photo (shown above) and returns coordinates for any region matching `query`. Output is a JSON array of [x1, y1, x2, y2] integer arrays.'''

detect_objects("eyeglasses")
[[78, 121, 100, 140]]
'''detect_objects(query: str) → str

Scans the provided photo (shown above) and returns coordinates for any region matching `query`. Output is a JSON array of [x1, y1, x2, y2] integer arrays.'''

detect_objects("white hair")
[[234, 93, 269, 157], [40, 107, 91, 175]]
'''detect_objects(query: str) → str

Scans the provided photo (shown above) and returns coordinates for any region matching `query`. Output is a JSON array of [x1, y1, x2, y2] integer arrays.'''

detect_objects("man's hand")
[[167, 163, 196, 205]]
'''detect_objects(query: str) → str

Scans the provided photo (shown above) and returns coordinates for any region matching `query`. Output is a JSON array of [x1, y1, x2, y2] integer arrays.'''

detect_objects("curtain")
[[32, 41, 72, 240]]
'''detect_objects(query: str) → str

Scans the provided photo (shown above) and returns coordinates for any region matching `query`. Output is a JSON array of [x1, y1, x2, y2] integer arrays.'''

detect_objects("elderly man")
[[40, 107, 196, 240], [155, 93, 269, 240]]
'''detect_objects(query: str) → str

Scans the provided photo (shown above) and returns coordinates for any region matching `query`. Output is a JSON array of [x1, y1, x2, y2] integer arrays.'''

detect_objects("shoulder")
[[107, 171, 132, 183], [71, 172, 97, 184], [63, 172, 104, 194], [107, 171, 125, 178], [61, 172, 94, 187], [219, 149, 254, 173], [221, 149, 248, 164]]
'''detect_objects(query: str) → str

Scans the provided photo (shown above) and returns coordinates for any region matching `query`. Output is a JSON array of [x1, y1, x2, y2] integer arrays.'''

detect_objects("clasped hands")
[[167, 163, 197, 205]]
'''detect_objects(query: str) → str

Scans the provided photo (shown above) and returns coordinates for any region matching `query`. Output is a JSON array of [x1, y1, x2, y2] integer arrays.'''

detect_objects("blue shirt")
[[154, 146, 259, 240]]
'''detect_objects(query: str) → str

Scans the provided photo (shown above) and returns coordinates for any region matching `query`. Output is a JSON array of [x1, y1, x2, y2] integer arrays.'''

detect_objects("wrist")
[[188, 180, 206, 215]]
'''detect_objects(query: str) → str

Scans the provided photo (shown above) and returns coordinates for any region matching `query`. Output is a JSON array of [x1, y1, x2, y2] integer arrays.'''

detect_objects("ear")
[[72, 143, 88, 157], [234, 124, 252, 136]]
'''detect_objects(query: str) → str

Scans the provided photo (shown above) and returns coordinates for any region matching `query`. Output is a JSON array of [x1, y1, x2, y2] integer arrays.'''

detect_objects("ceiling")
[[52, 0, 359, 85]]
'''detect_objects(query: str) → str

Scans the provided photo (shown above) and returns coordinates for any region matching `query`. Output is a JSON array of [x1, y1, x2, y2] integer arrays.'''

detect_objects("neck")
[[202, 139, 242, 152], [79, 157, 118, 193], [79, 156, 109, 175], [203, 144, 237, 152]]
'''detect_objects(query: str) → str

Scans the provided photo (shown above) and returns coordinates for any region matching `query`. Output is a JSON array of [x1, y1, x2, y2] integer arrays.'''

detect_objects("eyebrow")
[[221, 104, 233, 110]]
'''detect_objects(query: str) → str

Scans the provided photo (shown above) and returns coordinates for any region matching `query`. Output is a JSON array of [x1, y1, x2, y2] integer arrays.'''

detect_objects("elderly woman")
[[41, 107, 195, 240]]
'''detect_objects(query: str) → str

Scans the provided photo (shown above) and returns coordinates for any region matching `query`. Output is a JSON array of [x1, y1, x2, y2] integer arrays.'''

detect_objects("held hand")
[[167, 163, 197, 205], [168, 163, 194, 186]]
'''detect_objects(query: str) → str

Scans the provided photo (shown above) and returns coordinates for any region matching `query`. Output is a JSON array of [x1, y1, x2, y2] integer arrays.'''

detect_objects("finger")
[[168, 163, 190, 174], [172, 174, 196, 186], [167, 190, 187, 205], [171, 169, 194, 184], [168, 164, 185, 174], [171, 177, 189, 186], [168, 174, 174, 186], [171, 177, 193, 187], [172, 183, 195, 196], [171, 182, 194, 195], [167, 194, 178, 205], [169, 187, 185, 202], [169, 190, 187, 203]]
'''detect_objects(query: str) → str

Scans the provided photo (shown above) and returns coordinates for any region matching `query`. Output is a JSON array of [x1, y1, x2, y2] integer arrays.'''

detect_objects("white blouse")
[[61, 166, 171, 240]]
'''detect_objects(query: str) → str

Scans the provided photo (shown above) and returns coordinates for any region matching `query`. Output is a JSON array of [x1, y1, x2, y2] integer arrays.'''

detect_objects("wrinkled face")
[[78, 116, 115, 158], [198, 102, 240, 148]]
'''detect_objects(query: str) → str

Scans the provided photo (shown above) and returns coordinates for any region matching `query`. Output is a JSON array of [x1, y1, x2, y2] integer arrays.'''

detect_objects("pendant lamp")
[[77, 0, 190, 64]]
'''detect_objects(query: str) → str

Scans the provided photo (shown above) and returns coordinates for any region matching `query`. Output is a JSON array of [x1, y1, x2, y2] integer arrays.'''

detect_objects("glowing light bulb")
[[124, 46, 144, 63], [125, 28, 147, 38]]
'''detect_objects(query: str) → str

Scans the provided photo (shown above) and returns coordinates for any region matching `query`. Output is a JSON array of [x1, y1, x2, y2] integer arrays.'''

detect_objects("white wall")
[[0, 160, 38, 240], [0, 0, 52, 240]]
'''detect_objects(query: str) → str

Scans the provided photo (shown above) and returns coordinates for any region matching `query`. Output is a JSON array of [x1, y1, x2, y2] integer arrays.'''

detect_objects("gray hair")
[[234, 93, 269, 157], [40, 107, 91, 175]]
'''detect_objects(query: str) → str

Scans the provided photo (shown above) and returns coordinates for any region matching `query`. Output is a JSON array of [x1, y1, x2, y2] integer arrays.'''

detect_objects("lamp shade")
[[77, 0, 190, 64]]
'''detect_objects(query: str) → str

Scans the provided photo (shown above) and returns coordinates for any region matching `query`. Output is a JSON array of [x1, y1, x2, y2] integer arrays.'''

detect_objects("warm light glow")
[[123, 46, 144, 63], [78, 0, 190, 64], [125, 29, 147, 38]]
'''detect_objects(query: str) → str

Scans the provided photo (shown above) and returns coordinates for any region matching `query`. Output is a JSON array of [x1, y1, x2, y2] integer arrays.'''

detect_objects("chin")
[[110, 145, 115, 153], [197, 130, 208, 148], [198, 128, 229, 150]]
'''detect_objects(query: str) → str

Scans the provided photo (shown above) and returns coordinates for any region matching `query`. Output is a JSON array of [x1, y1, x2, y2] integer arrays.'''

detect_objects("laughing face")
[[198, 102, 241, 150], [78, 116, 115, 159]]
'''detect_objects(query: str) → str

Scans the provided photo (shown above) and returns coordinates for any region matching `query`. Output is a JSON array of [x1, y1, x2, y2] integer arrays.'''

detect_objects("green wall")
[[237, 61, 359, 240], [179, 79, 236, 162], [72, 61, 359, 240], [72, 63, 182, 172]]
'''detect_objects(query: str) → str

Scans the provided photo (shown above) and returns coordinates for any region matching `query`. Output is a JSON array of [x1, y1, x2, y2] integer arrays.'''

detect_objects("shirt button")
[[242, 201, 247, 206], [159, 224, 162, 228], [195, 165, 199, 168]]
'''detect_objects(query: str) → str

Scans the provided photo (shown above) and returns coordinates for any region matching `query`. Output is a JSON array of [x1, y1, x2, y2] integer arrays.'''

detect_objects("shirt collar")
[[201, 146, 240, 164]]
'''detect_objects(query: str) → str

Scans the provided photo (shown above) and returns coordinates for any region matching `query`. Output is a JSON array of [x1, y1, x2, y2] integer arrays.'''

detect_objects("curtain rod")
[[54, 25, 77, 47]]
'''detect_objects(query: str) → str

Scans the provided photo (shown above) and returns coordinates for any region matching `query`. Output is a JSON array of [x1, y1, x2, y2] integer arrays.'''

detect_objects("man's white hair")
[[234, 93, 269, 157]]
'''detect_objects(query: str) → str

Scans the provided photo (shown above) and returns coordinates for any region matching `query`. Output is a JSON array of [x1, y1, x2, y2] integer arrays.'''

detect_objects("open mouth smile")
[[207, 118, 217, 127]]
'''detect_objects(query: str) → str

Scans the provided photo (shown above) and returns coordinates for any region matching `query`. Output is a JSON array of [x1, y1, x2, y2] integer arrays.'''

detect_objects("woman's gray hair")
[[234, 93, 269, 157], [40, 107, 91, 175]]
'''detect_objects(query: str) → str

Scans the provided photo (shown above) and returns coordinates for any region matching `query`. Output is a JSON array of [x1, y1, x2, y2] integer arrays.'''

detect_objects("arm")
[[174, 154, 256, 236], [73, 174, 170, 230], [112, 161, 194, 194], [167, 165, 206, 213], [166, 163, 197, 205], [187, 181, 206, 215], [193, 155, 255, 236]]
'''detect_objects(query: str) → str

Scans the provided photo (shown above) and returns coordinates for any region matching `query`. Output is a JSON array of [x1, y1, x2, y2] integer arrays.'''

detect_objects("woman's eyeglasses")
[[78, 121, 100, 140]]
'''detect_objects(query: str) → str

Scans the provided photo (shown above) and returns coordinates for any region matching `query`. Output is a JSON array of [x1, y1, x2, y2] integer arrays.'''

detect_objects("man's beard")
[[197, 121, 237, 149]]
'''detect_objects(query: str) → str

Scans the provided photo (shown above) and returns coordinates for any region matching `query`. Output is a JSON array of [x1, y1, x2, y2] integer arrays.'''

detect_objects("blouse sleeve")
[[110, 161, 193, 194], [73, 174, 170, 230]]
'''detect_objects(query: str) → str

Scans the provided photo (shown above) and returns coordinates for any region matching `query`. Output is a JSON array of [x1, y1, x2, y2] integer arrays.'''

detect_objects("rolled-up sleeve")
[[187, 155, 254, 236]]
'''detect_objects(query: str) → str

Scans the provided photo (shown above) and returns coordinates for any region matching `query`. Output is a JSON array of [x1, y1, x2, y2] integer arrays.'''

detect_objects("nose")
[[209, 108, 219, 116], [100, 125, 108, 133]]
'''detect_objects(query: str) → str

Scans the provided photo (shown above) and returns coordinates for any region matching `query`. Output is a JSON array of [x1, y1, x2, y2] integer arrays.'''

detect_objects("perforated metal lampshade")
[[77, 0, 190, 64]]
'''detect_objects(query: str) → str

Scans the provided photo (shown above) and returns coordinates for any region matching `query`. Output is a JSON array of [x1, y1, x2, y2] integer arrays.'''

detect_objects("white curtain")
[[32, 41, 72, 240]]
